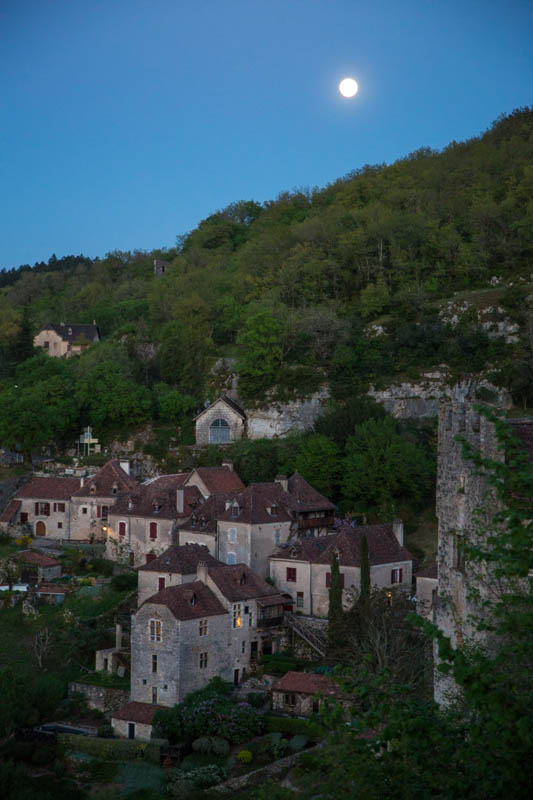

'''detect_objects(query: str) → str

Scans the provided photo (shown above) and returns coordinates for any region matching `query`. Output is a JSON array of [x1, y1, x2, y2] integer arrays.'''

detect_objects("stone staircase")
[[284, 612, 328, 657]]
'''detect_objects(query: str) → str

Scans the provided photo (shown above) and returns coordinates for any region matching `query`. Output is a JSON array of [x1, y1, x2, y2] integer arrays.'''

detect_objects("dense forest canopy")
[[0, 108, 531, 518]]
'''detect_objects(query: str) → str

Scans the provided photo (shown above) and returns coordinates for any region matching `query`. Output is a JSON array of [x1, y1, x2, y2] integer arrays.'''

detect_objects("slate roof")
[[271, 671, 346, 697], [15, 550, 60, 567], [15, 476, 81, 500], [416, 562, 438, 580], [207, 562, 281, 602], [112, 701, 162, 725], [188, 466, 245, 495], [111, 478, 203, 520], [141, 580, 227, 620], [40, 323, 100, 344], [214, 483, 293, 525], [137, 544, 219, 574], [271, 524, 413, 568], [194, 395, 246, 421], [177, 493, 232, 536], [286, 473, 336, 513], [72, 460, 137, 498]]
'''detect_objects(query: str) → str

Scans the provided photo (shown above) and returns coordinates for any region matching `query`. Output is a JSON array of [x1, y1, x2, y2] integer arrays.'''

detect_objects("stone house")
[[0, 476, 81, 538], [433, 384, 533, 704], [34, 322, 100, 357], [106, 475, 205, 567], [111, 701, 162, 741], [177, 473, 335, 577], [194, 396, 247, 446], [269, 522, 413, 617], [70, 459, 138, 541], [130, 560, 287, 708], [14, 550, 61, 584], [35, 583, 68, 604], [183, 463, 245, 498], [415, 562, 438, 622], [136, 544, 220, 606], [271, 671, 350, 717]]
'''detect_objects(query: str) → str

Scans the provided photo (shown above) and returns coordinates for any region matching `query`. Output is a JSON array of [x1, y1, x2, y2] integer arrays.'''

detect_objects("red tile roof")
[[137, 544, 219, 574], [141, 580, 227, 620], [187, 466, 245, 495], [0, 499, 21, 523], [16, 476, 81, 500], [208, 563, 281, 602], [36, 583, 67, 594], [112, 701, 162, 725], [15, 550, 61, 567], [72, 460, 137, 498], [215, 483, 293, 525], [111, 479, 203, 521], [271, 671, 346, 697], [271, 524, 413, 568]]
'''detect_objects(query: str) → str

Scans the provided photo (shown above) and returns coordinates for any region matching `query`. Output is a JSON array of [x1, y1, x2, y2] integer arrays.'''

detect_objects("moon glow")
[[339, 77, 359, 98]]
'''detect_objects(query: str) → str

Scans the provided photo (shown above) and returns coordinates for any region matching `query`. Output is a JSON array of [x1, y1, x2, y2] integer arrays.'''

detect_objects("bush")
[[192, 736, 211, 754], [191, 736, 230, 756], [264, 715, 322, 738], [167, 763, 227, 792], [237, 749, 253, 764], [97, 722, 114, 739], [246, 692, 266, 708], [59, 734, 166, 764], [110, 572, 137, 591], [288, 734, 308, 751]]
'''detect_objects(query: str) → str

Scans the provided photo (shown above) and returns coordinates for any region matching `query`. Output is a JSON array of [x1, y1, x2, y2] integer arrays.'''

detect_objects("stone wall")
[[69, 681, 129, 713]]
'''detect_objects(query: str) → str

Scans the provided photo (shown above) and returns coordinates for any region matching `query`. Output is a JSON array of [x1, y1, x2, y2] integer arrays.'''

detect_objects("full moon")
[[339, 77, 359, 98]]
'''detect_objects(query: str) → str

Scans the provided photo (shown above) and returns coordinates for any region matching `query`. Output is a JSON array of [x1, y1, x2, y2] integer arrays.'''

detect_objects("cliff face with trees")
[[0, 109, 531, 520]]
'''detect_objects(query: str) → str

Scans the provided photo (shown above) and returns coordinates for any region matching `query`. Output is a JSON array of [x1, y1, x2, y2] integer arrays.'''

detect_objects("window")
[[57, 522, 63, 529], [43, 341, 49, 349], [297, 591, 304, 608], [35, 502, 50, 516], [199, 652, 208, 669], [199, 619, 208, 636], [274, 529, 281, 545], [227, 552, 236, 565], [326, 573, 345, 588], [209, 418, 231, 444], [152, 654, 157, 673], [20, 512, 28, 524], [149, 522, 157, 540], [119, 521, 126, 538], [82, 507, 88, 515], [158, 577, 165, 591], [232, 603, 242, 629], [152, 686, 158, 704], [286, 567, 297, 582], [284, 693, 296, 706], [231, 503, 239, 518], [90, 485, 96, 495], [391, 568, 403, 585], [228, 527, 237, 543], [57, 503, 65, 513], [149, 619, 162, 642], [101, 505, 108, 521], [241, 640, 246, 654]]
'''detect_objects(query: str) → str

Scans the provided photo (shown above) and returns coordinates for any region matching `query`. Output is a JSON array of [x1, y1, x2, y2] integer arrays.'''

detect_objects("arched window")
[[209, 418, 231, 444]]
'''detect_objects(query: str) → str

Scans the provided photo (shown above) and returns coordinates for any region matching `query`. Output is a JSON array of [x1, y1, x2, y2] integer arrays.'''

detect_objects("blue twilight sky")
[[1, 0, 532, 270]]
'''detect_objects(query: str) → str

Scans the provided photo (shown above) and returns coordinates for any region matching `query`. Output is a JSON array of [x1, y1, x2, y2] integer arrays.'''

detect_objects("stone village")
[[0, 386, 531, 742]]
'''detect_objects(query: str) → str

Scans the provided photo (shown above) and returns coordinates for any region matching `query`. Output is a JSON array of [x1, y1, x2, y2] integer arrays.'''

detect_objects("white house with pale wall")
[[34, 323, 99, 358]]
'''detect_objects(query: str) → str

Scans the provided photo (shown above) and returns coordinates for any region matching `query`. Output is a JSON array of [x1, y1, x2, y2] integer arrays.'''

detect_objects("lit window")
[[199, 652, 208, 669], [149, 619, 162, 642], [199, 619, 208, 636], [232, 603, 242, 629]]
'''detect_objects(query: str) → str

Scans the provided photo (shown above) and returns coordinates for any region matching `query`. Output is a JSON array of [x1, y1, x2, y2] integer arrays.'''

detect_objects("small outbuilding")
[[270, 671, 351, 717], [111, 701, 163, 741]]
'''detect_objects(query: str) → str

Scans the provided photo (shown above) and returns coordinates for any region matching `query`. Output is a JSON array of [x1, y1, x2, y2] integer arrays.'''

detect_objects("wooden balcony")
[[297, 515, 334, 531]]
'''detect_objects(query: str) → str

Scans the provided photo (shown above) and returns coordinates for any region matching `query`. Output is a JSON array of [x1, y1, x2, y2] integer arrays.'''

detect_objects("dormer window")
[[190, 592, 197, 606], [231, 502, 240, 518], [90, 485, 96, 495], [270, 503, 278, 516], [112, 483, 118, 496], [128, 499, 134, 511], [239, 572, 246, 586], [200, 516, 207, 529], [153, 501, 161, 513], [191, 513, 198, 526]]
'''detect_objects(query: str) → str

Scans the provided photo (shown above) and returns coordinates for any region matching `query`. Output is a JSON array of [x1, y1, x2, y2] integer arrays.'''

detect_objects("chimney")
[[115, 622, 122, 650], [197, 560, 208, 584], [80, 477, 84, 488], [393, 519, 404, 547], [275, 475, 288, 493], [222, 459, 233, 472], [177, 487, 184, 514], [119, 459, 130, 476]]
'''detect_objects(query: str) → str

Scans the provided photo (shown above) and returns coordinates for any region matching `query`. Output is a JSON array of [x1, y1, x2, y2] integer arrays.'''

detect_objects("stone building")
[[269, 522, 413, 617], [111, 701, 161, 741], [183, 463, 245, 498], [14, 550, 61, 584], [136, 544, 220, 605], [70, 459, 138, 541], [0, 475, 81, 538], [106, 475, 204, 567], [34, 322, 100, 357], [130, 560, 287, 708], [270, 671, 350, 717], [194, 397, 247, 445], [433, 384, 533, 703]]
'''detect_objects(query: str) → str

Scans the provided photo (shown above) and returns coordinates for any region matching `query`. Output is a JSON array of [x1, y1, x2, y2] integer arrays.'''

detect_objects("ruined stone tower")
[[433, 382, 506, 704]]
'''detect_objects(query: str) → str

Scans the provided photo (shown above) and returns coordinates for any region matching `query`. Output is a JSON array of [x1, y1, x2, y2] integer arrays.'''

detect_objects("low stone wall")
[[69, 681, 129, 713], [208, 743, 324, 795]]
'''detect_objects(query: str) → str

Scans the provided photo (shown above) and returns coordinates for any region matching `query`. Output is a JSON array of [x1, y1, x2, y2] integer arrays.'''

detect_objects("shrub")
[[210, 737, 230, 757], [31, 743, 56, 766], [15, 535, 32, 548], [237, 749, 253, 764], [110, 572, 137, 591], [192, 736, 211, 754], [288, 734, 308, 751], [58, 734, 166, 764], [155, 692, 263, 745], [97, 722, 114, 739], [246, 691, 266, 708], [167, 763, 227, 792], [264, 715, 321, 738]]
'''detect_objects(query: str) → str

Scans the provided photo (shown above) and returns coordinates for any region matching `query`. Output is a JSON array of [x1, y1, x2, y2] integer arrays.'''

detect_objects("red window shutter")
[[45, 503, 50, 516], [158, 577, 165, 591], [35, 502, 39, 515], [340, 573, 345, 589], [326, 572, 331, 588], [149, 522, 157, 540], [119, 521, 126, 537], [96, 505, 101, 518]]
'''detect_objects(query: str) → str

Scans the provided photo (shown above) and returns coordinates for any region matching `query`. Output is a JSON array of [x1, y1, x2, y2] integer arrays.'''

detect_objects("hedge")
[[263, 715, 323, 738], [59, 734, 168, 764]]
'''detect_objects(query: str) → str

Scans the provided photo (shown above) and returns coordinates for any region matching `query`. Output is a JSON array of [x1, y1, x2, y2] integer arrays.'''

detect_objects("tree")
[[293, 434, 341, 499], [31, 625, 53, 669], [235, 309, 284, 402]]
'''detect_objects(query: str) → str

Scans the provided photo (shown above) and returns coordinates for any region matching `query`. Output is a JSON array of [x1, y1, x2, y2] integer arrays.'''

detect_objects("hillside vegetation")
[[0, 108, 531, 520]]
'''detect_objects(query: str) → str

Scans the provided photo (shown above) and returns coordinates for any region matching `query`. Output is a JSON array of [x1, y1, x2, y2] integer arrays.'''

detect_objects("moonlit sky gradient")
[[1, 0, 532, 270]]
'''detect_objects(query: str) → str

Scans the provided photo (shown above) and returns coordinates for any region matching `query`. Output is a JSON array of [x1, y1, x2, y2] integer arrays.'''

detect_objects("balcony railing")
[[297, 515, 334, 530], [257, 614, 284, 629]]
